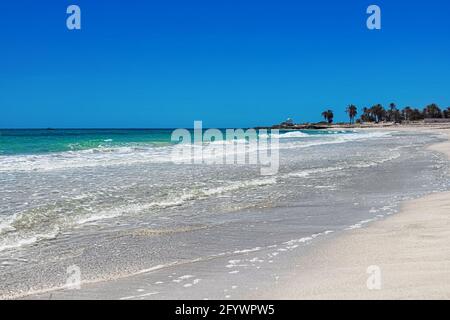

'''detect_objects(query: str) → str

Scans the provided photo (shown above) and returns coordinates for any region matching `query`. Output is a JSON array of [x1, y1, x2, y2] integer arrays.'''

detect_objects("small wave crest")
[[0, 177, 277, 252], [259, 131, 311, 139], [0, 130, 394, 172]]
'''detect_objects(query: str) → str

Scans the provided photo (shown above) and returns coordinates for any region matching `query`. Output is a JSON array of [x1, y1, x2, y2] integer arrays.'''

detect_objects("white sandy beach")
[[257, 127, 450, 299]]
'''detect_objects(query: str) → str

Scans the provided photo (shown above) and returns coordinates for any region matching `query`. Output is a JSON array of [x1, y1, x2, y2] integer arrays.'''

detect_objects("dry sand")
[[258, 127, 450, 299]]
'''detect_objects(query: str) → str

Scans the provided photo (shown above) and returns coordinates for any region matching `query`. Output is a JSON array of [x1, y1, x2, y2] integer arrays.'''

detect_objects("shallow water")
[[0, 129, 449, 298]]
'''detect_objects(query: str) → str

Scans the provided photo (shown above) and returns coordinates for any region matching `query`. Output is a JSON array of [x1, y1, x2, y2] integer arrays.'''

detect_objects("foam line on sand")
[[257, 128, 450, 299]]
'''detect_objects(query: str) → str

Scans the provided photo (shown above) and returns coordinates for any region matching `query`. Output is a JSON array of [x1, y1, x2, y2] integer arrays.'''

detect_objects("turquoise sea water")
[[0, 129, 176, 155], [0, 128, 351, 155]]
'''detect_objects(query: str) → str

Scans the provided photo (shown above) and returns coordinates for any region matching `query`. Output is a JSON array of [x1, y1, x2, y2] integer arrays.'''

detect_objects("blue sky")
[[0, 0, 449, 128]]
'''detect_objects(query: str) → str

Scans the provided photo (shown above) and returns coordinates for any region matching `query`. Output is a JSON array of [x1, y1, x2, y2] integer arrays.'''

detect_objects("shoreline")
[[255, 127, 450, 299], [4, 126, 449, 300]]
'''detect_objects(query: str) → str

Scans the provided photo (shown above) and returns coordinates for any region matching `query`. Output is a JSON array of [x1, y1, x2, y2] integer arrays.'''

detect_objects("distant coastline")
[[256, 120, 450, 131], [257, 103, 450, 130]]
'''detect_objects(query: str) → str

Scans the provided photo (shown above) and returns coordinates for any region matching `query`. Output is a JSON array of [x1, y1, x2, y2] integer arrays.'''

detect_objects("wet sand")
[[257, 127, 450, 299]]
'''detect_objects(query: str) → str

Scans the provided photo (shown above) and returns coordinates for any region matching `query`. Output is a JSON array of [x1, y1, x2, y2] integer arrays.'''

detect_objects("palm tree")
[[387, 103, 397, 122], [360, 107, 374, 122], [423, 103, 442, 118], [402, 106, 413, 121], [411, 108, 424, 121], [346, 105, 358, 124], [444, 107, 450, 119], [321, 110, 334, 124], [371, 104, 385, 123]]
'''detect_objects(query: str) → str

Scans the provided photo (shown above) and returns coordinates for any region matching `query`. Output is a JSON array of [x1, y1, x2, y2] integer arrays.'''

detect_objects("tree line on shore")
[[321, 103, 450, 124]]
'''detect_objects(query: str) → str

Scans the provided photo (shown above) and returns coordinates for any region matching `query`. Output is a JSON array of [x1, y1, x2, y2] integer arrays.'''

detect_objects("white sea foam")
[[74, 177, 278, 225], [119, 291, 159, 300], [287, 166, 345, 178], [259, 131, 310, 139], [0, 228, 59, 252], [0, 131, 394, 172], [346, 218, 378, 230], [0, 176, 277, 252], [0, 130, 398, 253]]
